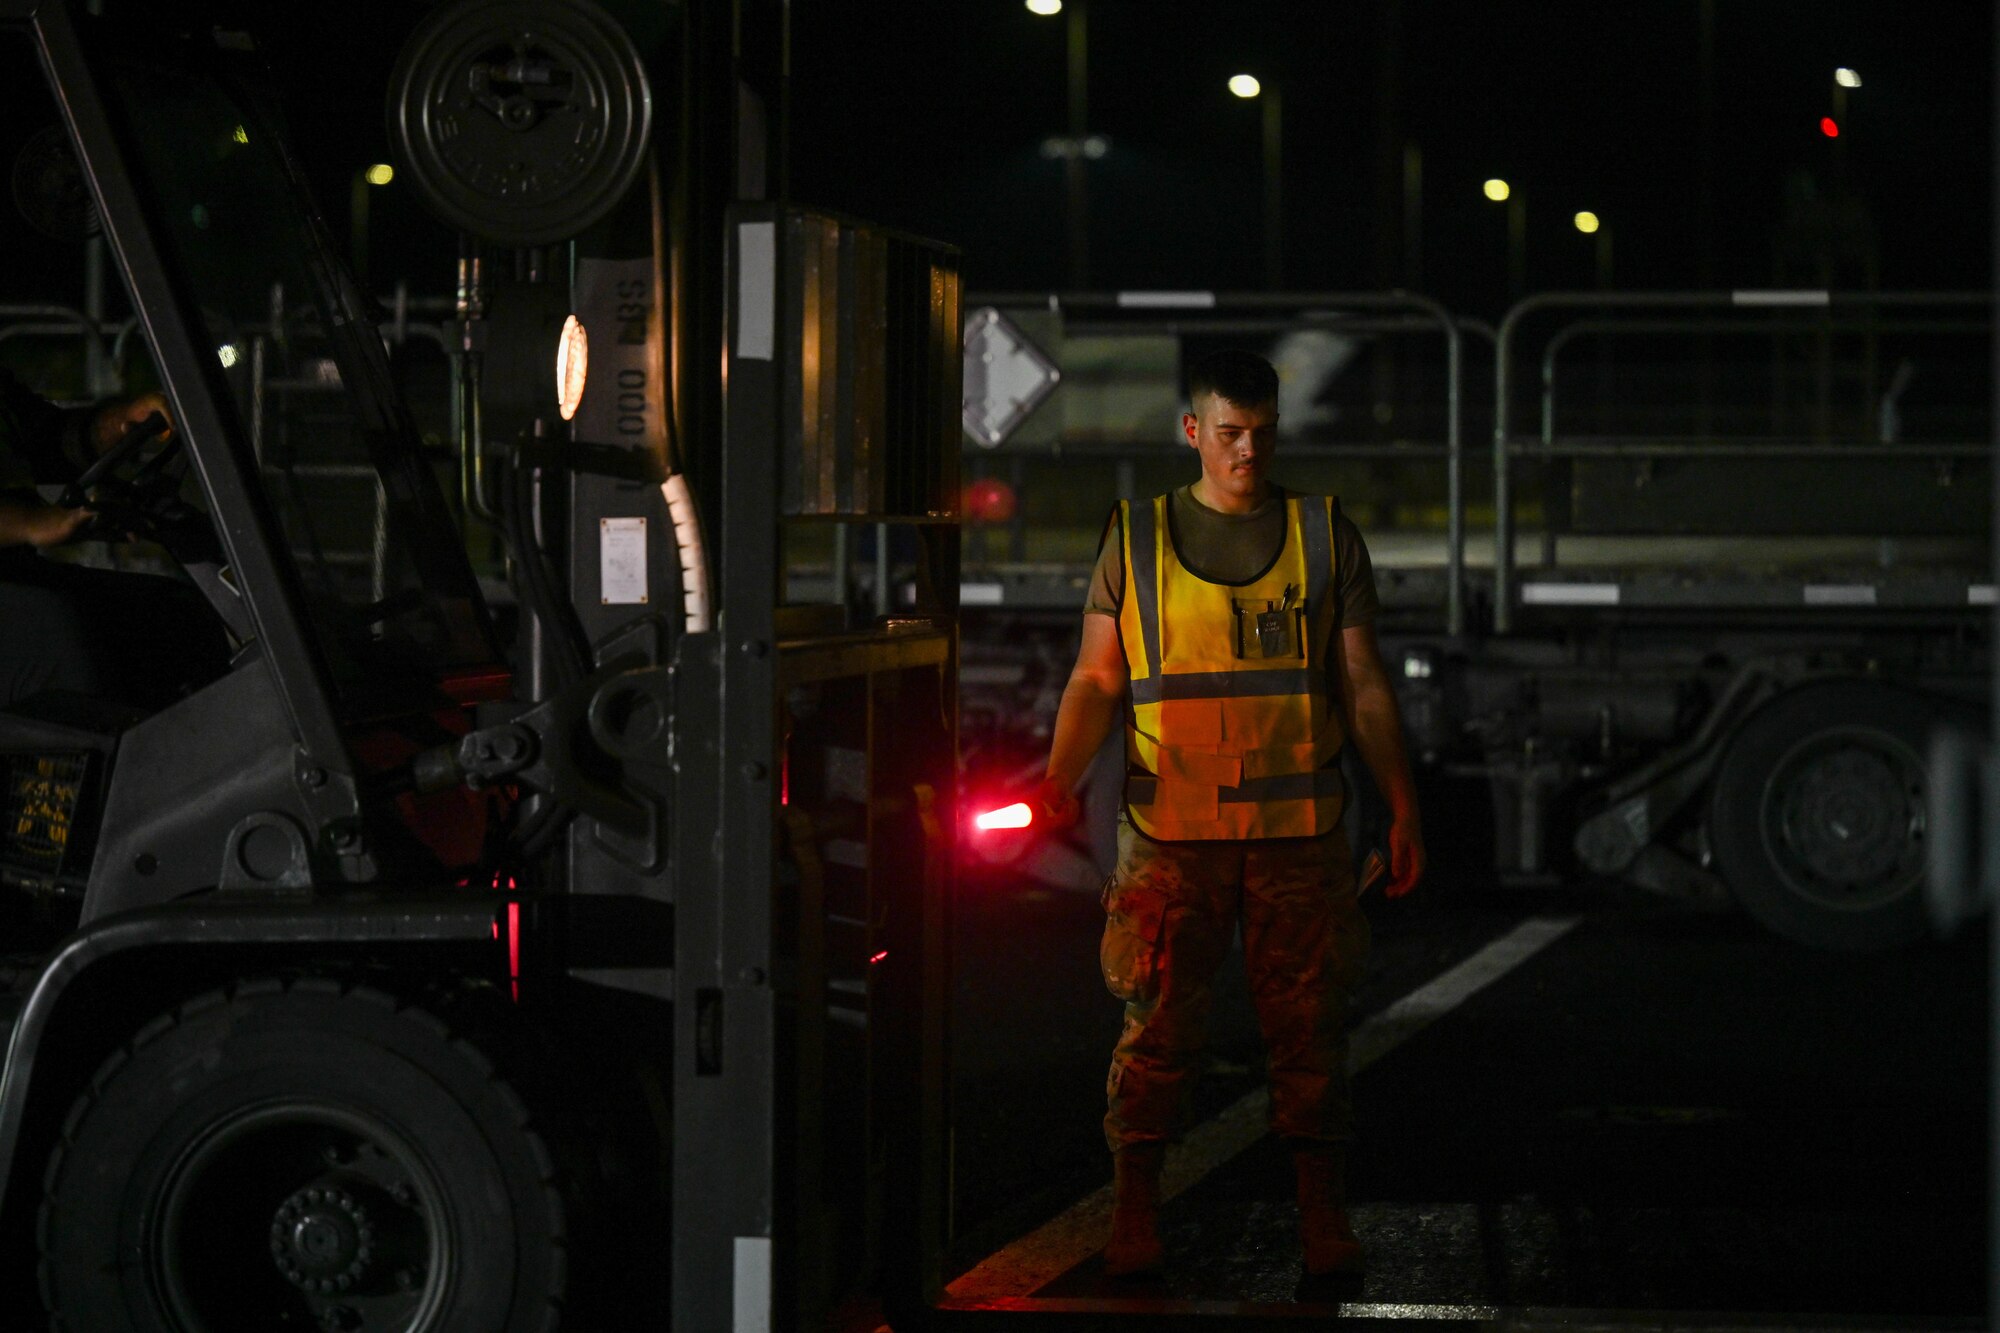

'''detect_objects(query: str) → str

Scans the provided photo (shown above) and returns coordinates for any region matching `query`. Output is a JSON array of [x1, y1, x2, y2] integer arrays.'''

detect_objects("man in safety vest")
[[1038, 348, 1426, 1279]]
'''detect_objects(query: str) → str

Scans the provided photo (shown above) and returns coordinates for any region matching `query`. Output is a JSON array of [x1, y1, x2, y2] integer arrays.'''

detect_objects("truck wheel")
[[39, 977, 563, 1333], [1708, 680, 1953, 951]]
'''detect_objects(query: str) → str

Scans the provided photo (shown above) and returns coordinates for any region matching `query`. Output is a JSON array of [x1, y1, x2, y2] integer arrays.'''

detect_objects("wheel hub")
[[1769, 734, 1925, 909], [269, 1185, 377, 1295]]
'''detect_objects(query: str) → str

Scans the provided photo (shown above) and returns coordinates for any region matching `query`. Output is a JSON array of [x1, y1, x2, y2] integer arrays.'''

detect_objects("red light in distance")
[[974, 801, 1034, 831], [1820, 117, 1839, 138], [963, 477, 1019, 524]]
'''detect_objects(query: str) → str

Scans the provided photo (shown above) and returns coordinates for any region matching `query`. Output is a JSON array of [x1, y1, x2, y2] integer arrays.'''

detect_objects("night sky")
[[785, 0, 1993, 316], [9, 1, 1992, 320]]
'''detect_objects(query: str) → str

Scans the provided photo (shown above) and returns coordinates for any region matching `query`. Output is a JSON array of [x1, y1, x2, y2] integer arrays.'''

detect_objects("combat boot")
[[1102, 1141, 1165, 1276], [1293, 1142, 1365, 1276]]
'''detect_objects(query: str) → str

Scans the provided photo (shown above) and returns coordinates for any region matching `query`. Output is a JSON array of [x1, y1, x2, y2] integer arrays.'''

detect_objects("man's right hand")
[[1036, 775, 1081, 830], [16, 501, 91, 549], [28, 503, 92, 548]]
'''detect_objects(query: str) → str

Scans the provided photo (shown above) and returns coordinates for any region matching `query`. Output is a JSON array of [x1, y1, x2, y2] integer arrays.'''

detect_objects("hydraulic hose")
[[501, 453, 590, 689]]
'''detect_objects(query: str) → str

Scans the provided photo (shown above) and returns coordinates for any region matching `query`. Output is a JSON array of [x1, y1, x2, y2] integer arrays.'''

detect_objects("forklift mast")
[[0, 1, 961, 1328]]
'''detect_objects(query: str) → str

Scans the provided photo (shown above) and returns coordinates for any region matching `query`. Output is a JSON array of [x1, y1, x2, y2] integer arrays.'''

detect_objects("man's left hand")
[[91, 391, 173, 454], [1384, 815, 1426, 898]]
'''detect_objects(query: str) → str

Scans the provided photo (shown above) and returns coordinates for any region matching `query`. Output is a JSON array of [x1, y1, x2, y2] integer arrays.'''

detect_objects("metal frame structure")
[[671, 195, 964, 1327], [12, 0, 357, 773], [1492, 290, 1994, 631], [964, 291, 1469, 634]]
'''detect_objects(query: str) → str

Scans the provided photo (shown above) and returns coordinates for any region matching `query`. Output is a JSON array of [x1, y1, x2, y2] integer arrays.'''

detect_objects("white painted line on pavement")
[[944, 914, 1585, 1302]]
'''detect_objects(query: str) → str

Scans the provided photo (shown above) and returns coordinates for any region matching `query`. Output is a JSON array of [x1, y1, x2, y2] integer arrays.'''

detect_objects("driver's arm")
[[0, 376, 171, 551], [0, 367, 79, 482], [0, 491, 88, 549], [0, 371, 170, 480]]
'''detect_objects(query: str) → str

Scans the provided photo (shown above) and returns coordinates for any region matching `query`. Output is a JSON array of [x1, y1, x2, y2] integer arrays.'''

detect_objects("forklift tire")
[[38, 977, 564, 1333], [1708, 680, 1952, 951]]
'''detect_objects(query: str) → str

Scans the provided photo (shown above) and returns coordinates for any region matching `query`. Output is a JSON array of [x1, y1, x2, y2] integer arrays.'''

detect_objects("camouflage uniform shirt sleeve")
[[1332, 510, 1379, 629], [0, 367, 86, 489], [1083, 508, 1123, 617]]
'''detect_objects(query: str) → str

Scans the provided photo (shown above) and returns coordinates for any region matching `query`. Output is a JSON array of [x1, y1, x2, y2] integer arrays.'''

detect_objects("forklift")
[[0, 0, 960, 1327]]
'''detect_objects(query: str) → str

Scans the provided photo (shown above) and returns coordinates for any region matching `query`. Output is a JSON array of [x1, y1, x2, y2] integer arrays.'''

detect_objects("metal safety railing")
[[965, 290, 1475, 633], [1492, 289, 1993, 632], [1538, 315, 1991, 454], [247, 282, 455, 605], [0, 302, 139, 399]]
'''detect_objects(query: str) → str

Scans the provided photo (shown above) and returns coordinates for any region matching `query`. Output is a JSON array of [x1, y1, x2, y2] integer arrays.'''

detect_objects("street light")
[[1829, 67, 1858, 159], [1030, 0, 1089, 286], [1227, 74, 1282, 288], [1574, 211, 1611, 288], [1486, 177, 1526, 297], [349, 163, 396, 286]]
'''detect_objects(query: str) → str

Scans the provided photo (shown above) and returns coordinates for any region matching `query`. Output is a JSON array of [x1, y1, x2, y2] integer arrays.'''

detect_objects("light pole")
[[1230, 74, 1282, 289], [1485, 178, 1525, 299], [1574, 210, 1610, 289], [1028, 0, 1090, 287], [1830, 66, 1859, 171], [1833, 66, 1860, 124], [349, 162, 394, 288]]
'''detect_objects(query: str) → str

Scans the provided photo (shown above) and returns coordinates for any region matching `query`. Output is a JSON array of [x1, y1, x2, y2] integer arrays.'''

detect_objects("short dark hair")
[[1186, 348, 1279, 410]]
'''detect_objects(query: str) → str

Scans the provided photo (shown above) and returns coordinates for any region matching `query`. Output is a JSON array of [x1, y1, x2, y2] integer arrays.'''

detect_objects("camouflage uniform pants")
[[1100, 817, 1370, 1150]]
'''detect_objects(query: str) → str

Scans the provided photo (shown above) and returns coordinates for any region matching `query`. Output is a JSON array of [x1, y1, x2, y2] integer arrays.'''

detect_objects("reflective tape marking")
[[1731, 288, 1830, 307], [736, 222, 776, 361], [1115, 290, 1217, 309], [1804, 583, 1877, 606], [733, 1236, 771, 1333], [1520, 582, 1620, 606], [1129, 666, 1324, 704]]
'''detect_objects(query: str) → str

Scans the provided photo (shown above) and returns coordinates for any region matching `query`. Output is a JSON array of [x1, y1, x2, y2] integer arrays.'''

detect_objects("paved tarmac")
[[947, 852, 1988, 1326]]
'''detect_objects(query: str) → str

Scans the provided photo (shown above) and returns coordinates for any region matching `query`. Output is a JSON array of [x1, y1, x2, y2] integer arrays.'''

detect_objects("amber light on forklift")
[[973, 801, 1033, 832], [555, 314, 589, 420]]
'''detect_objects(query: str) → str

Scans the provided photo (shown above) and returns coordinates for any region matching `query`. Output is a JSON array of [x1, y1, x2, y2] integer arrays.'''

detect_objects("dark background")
[[182, 0, 2000, 315]]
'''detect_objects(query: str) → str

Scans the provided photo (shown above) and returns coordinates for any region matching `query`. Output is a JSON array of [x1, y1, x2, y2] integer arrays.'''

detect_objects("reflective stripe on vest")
[[1117, 492, 1346, 841]]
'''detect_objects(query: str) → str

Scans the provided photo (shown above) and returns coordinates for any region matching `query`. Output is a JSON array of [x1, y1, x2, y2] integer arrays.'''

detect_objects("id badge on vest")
[[1232, 583, 1303, 660]]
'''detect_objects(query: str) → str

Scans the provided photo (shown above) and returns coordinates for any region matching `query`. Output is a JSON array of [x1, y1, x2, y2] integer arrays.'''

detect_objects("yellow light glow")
[[1025, 0, 1062, 14], [1574, 211, 1600, 234], [555, 315, 589, 421], [363, 163, 395, 186], [1835, 67, 1861, 88], [231, 125, 248, 145], [1483, 178, 1510, 202], [1228, 74, 1262, 99]]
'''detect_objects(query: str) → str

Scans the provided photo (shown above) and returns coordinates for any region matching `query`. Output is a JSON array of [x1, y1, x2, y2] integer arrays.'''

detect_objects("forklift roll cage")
[[8, 0, 364, 771], [0, 0, 532, 1236], [0, 2, 972, 1327]]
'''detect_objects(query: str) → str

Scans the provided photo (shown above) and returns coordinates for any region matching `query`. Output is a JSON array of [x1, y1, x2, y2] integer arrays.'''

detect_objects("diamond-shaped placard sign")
[[962, 306, 1061, 448]]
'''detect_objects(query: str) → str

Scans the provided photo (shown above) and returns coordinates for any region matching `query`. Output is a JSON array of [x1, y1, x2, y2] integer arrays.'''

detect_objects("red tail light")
[[974, 801, 1034, 832]]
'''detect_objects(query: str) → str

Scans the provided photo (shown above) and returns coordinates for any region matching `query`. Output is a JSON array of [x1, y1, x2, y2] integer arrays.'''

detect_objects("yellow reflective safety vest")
[[1116, 491, 1346, 841]]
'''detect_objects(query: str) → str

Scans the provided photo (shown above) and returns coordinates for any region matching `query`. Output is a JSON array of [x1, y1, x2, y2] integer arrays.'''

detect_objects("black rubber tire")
[[38, 977, 564, 1333], [1709, 680, 1960, 951]]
